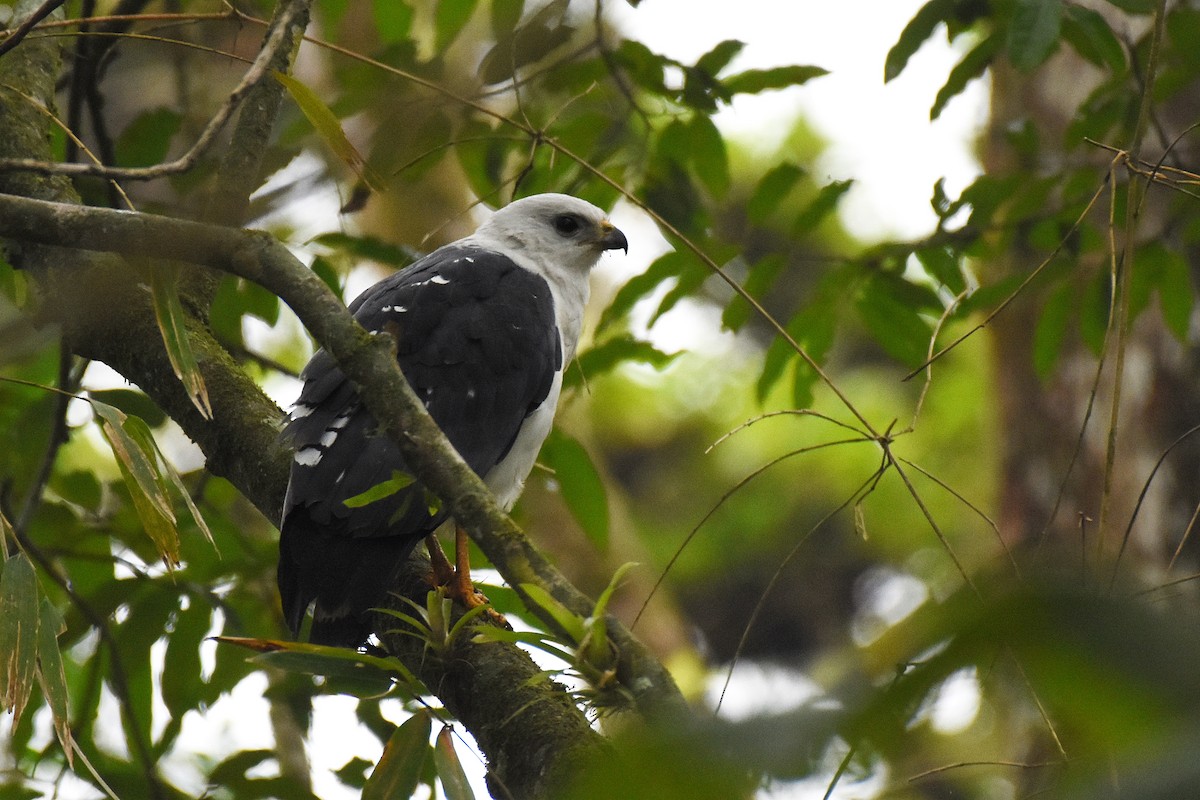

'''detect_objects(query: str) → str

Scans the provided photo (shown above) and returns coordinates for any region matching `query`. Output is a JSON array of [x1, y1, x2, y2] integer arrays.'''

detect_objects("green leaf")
[[162, 606, 212, 719], [149, 262, 212, 420], [372, 0, 413, 43], [86, 388, 167, 427], [695, 39, 745, 76], [567, 334, 678, 390], [479, 0, 573, 84], [931, 34, 997, 120], [886, 0, 955, 82], [915, 246, 966, 294], [435, 0, 481, 51], [1136, 242, 1193, 342], [1033, 282, 1074, 378], [1061, 5, 1126, 73], [0, 552, 39, 730], [1007, 0, 1063, 71], [1102, 0, 1155, 13], [687, 115, 730, 196], [35, 598, 72, 761], [747, 162, 804, 224], [91, 400, 181, 568], [794, 179, 853, 234], [597, 250, 691, 332], [723, 253, 787, 332], [519, 583, 586, 643], [274, 71, 384, 190], [343, 470, 417, 508], [722, 64, 827, 96], [491, 0, 525, 36], [539, 430, 609, 551], [364, 711, 432, 800], [433, 726, 475, 800], [856, 273, 938, 368], [115, 108, 182, 168]]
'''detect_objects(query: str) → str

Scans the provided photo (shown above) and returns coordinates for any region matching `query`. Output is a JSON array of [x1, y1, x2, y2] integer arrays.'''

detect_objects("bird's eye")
[[553, 214, 582, 236]]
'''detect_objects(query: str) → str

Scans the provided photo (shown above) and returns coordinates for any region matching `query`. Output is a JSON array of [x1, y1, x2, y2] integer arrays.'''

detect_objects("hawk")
[[278, 193, 628, 647]]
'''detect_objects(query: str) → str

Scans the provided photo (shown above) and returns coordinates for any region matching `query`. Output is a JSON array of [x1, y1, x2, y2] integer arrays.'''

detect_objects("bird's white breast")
[[483, 370, 563, 509]]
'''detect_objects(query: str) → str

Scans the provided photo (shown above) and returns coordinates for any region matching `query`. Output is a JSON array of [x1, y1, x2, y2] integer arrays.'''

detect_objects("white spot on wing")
[[430, 275, 449, 285], [382, 305, 408, 313], [464, 257, 475, 263], [290, 404, 313, 419], [328, 414, 351, 430], [295, 447, 322, 466], [319, 430, 338, 447]]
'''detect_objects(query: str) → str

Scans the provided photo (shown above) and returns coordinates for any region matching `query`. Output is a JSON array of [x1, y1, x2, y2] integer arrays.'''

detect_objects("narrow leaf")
[[793, 179, 853, 235], [433, 726, 476, 800], [491, 0, 525, 36], [519, 583, 586, 643], [722, 65, 827, 96], [1061, 5, 1126, 73], [688, 115, 730, 196], [435, 0, 481, 51], [747, 162, 804, 224], [566, 334, 677, 390], [91, 400, 181, 567], [372, 0, 414, 43], [364, 711, 432, 800], [0, 553, 39, 730], [36, 598, 73, 763], [115, 108, 182, 168], [274, 71, 383, 190], [1007, 0, 1063, 72], [343, 470, 417, 508], [540, 430, 609, 551], [695, 39, 745, 76], [886, 0, 955, 82], [1033, 282, 1073, 378], [149, 263, 212, 420], [931, 34, 997, 120]]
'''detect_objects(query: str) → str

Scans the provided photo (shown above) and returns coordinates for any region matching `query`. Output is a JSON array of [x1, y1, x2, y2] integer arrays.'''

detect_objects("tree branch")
[[0, 191, 689, 723]]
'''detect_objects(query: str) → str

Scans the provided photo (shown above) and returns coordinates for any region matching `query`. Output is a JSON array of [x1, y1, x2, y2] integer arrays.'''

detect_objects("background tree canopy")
[[2, 0, 1200, 798]]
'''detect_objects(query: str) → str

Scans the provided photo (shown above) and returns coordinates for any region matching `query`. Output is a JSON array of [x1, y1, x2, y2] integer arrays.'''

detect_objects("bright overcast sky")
[[610, 0, 987, 242]]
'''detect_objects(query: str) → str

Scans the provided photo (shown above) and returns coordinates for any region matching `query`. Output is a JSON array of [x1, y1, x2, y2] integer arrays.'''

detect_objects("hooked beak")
[[598, 220, 629, 254]]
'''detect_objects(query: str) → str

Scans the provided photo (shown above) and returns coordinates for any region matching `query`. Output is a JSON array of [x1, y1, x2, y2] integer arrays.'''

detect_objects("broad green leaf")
[[35, 598, 72, 762], [162, 606, 212, 719], [747, 162, 804, 224], [364, 711, 432, 800], [695, 39, 744, 77], [115, 108, 182, 168], [1079, 268, 1112, 355], [435, 0, 481, 51], [274, 71, 383, 190], [614, 40, 668, 94], [87, 388, 168, 427], [915, 246, 966, 294], [372, 0, 413, 43], [723, 253, 787, 332], [343, 470, 417, 508], [519, 583, 586, 643], [931, 34, 997, 120], [314, 232, 422, 267], [540, 430, 609, 551], [688, 115, 730, 196], [597, 250, 691, 332], [793, 179, 853, 235], [491, 0, 525, 36], [433, 726, 476, 800], [566, 334, 678, 390], [479, 0, 573, 85], [1135, 242, 1193, 342], [886, 0, 955, 82], [149, 263, 212, 419], [856, 273, 938, 368], [1033, 282, 1074, 378], [722, 65, 828, 96], [1007, 0, 1063, 72], [1061, 5, 1126, 73], [0, 552, 39, 730]]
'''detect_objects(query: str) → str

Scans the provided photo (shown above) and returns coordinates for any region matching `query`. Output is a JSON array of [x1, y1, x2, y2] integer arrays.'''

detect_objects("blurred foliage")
[[3, 0, 1200, 798]]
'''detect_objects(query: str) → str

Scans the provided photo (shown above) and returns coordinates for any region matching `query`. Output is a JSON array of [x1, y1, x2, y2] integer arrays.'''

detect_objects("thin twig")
[[0, 0, 67, 57]]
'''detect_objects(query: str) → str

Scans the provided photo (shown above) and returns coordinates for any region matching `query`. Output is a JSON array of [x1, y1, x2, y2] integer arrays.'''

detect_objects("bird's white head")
[[470, 193, 628, 278]]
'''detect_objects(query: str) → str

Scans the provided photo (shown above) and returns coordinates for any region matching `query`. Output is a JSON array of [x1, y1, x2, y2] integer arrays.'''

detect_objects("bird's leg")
[[450, 524, 489, 610], [425, 534, 456, 586]]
